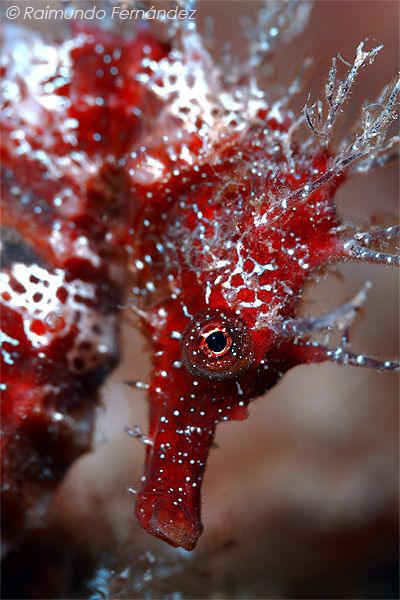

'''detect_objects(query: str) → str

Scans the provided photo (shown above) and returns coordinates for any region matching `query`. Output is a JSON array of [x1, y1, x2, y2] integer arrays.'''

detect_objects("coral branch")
[[274, 283, 371, 338], [343, 226, 400, 266], [304, 41, 383, 146], [124, 424, 154, 446], [265, 72, 400, 227], [294, 341, 399, 372], [345, 76, 400, 171], [353, 225, 400, 244], [246, 0, 312, 70], [124, 380, 150, 390], [276, 281, 399, 374]]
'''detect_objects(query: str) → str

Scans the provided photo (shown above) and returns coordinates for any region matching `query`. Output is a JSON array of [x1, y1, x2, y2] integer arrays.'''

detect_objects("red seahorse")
[[1, 4, 399, 554], [126, 33, 399, 549]]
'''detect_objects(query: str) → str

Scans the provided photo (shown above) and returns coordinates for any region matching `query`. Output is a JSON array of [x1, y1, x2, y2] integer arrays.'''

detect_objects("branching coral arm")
[[273, 282, 371, 338], [341, 226, 400, 266], [291, 340, 400, 372]]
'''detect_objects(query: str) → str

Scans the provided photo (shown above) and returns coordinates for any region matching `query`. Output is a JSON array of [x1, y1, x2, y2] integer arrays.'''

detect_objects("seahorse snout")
[[135, 492, 203, 551]]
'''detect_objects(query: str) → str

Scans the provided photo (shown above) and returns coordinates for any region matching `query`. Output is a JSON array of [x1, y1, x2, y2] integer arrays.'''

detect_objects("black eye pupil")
[[206, 331, 227, 353]]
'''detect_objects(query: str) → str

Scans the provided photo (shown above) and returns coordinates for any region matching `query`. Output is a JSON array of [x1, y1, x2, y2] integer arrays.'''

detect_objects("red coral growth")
[[1, 11, 398, 553]]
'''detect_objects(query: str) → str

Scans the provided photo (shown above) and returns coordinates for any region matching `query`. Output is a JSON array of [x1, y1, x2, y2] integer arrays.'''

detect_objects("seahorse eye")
[[200, 325, 232, 357], [182, 310, 253, 381]]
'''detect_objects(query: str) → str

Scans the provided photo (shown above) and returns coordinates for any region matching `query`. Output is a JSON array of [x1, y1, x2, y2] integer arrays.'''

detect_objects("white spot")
[[135, 260, 144, 270]]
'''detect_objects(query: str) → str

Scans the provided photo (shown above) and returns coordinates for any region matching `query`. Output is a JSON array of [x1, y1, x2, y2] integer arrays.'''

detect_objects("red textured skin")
[[1, 26, 170, 542], [131, 134, 343, 549], [1, 24, 354, 551]]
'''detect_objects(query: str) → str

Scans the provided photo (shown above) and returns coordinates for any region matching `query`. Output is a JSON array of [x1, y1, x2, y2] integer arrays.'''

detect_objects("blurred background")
[[2, 1, 399, 598]]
